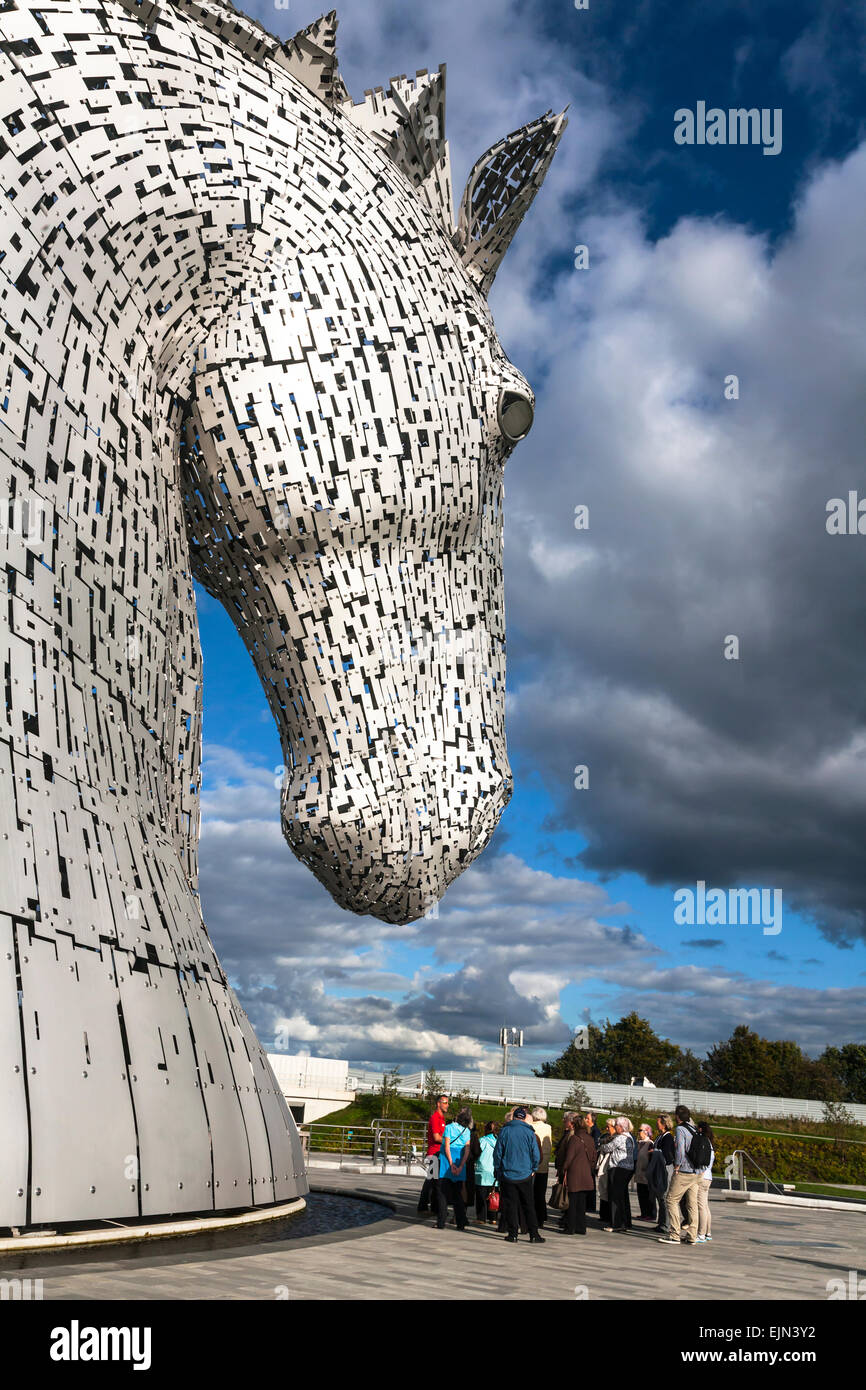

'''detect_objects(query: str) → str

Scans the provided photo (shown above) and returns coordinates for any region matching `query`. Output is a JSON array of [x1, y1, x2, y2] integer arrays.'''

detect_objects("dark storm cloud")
[[500, 145, 866, 948]]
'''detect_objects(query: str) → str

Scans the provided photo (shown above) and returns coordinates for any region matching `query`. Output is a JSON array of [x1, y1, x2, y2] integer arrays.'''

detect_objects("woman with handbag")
[[555, 1114, 596, 1234], [475, 1121, 500, 1224], [552, 1114, 574, 1228], [436, 1106, 473, 1231]]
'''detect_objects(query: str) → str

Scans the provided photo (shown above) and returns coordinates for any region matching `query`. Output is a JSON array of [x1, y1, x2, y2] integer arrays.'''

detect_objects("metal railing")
[[725, 1148, 786, 1196], [300, 1121, 427, 1174], [371, 1118, 427, 1163]]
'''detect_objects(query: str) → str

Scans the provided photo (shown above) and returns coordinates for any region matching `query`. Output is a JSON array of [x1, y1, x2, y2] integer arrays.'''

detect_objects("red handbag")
[[487, 1189, 500, 1213]]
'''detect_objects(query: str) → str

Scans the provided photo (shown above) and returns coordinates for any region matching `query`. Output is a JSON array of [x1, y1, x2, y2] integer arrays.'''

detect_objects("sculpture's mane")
[[116, 0, 567, 294]]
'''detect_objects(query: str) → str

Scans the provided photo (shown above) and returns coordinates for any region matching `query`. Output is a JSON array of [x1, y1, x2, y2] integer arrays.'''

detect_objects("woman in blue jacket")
[[475, 1121, 500, 1223]]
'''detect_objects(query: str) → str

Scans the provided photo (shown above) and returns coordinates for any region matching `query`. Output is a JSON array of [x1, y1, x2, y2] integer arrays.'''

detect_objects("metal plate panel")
[[0, 917, 29, 1227], [116, 959, 213, 1216], [19, 930, 139, 1224], [180, 975, 253, 1205]]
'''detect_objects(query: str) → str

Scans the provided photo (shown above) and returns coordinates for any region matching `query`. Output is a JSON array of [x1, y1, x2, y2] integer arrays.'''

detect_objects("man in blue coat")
[[494, 1107, 546, 1243]]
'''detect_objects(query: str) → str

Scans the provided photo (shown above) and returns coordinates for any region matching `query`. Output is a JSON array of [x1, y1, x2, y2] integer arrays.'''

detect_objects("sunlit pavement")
[[8, 1172, 866, 1301]]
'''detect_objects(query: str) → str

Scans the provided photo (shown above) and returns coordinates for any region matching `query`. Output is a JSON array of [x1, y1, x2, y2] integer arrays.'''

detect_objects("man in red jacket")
[[417, 1094, 449, 1215]]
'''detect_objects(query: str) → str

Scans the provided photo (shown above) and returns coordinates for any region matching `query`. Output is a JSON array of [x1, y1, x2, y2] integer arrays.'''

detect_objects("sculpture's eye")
[[497, 388, 534, 443]]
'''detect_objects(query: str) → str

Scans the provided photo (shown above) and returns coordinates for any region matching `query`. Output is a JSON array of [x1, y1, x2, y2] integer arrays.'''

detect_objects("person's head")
[[674, 1104, 692, 1124], [456, 1106, 473, 1128], [615, 1116, 632, 1134], [562, 1111, 575, 1131], [514, 1106, 529, 1123], [503, 1107, 514, 1123], [583, 1111, 595, 1129], [531, 1106, 547, 1123], [436, 1094, 449, 1115], [698, 1120, 715, 1143], [639, 1123, 653, 1141], [605, 1116, 616, 1132], [484, 1120, 499, 1136], [657, 1114, 673, 1132]]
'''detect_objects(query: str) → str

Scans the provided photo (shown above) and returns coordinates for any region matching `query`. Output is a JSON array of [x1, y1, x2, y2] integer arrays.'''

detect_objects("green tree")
[[704, 1025, 778, 1093], [822, 1100, 855, 1153], [538, 1014, 681, 1086], [705, 1026, 835, 1099], [562, 1080, 591, 1110], [595, 1013, 680, 1084], [671, 1048, 709, 1089], [421, 1067, 447, 1112], [819, 1044, 866, 1104], [377, 1065, 401, 1118], [535, 1023, 605, 1082]]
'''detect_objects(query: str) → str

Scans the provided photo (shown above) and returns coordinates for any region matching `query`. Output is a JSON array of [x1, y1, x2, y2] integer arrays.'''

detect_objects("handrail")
[[300, 1121, 426, 1175], [726, 1147, 786, 1195]]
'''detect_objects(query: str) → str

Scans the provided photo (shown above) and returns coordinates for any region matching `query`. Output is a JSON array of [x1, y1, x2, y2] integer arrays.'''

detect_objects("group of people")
[[417, 1096, 716, 1245]]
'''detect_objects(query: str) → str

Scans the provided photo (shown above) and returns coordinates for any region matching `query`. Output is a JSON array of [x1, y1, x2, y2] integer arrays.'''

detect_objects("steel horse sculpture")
[[0, 0, 565, 1229]]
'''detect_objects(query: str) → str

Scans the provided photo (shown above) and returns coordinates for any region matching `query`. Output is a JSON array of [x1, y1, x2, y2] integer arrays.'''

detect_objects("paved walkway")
[[8, 1174, 866, 1300]]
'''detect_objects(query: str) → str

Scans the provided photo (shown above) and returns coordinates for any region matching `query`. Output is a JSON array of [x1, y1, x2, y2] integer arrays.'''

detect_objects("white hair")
[[531, 1106, 547, 1121], [615, 1116, 634, 1132]]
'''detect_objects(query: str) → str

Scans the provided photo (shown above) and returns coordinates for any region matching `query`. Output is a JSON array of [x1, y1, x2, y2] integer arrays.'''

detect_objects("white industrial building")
[[266, 1055, 356, 1124]]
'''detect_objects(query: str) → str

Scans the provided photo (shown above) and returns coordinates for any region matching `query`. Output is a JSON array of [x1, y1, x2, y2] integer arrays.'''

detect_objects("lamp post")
[[500, 1026, 524, 1076]]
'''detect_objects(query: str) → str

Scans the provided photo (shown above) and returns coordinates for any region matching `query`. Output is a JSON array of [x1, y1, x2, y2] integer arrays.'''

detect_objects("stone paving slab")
[[6, 1173, 865, 1301]]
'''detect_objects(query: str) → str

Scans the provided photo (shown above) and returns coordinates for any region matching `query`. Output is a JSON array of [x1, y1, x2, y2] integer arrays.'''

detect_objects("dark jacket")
[[655, 1130, 675, 1164], [493, 1120, 541, 1182], [554, 1126, 575, 1176], [558, 1128, 597, 1192], [635, 1138, 653, 1183]]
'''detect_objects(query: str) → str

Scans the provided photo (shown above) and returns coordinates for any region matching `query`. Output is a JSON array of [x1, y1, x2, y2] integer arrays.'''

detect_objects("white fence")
[[346, 1068, 866, 1125]]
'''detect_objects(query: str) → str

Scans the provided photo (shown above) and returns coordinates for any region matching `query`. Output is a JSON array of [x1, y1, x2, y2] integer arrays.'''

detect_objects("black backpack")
[[685, 1123, 712, 1170]]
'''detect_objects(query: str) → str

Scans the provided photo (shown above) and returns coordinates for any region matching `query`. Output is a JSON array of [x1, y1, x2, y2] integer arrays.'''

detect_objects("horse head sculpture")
[[0, 0, 564, 1227], [181, 15, 566, 925]]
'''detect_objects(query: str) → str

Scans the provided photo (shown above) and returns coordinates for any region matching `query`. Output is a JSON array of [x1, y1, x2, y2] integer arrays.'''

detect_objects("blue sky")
[[196, 0, 866, 1072]]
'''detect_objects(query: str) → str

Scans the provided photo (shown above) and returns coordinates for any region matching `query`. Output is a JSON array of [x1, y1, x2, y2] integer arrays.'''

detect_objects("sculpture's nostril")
[[497, 388, 534, 442]]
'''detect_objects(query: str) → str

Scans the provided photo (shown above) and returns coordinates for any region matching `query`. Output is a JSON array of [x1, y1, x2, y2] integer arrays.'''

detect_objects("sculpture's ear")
[[453, 109, 568, 295], [342, 67, 453, 236], [276, 9, 350, 104]]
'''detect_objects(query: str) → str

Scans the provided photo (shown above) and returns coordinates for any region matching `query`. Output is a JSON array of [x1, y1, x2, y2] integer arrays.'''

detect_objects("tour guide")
[[493, 1107, 546, 1243]]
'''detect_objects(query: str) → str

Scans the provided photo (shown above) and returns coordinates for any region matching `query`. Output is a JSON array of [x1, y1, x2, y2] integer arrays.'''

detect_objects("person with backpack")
[[658, 1105, 709, 1245], [475, 1121, 500, 1224], [436, 1106, 474, 1231], [695, 1121, 715, 1243], [599, 1115, 636, 1232]]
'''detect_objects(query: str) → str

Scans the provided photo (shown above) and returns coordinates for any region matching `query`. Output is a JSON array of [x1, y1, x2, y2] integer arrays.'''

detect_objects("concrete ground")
[[8, 1171, 866, 1300]]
